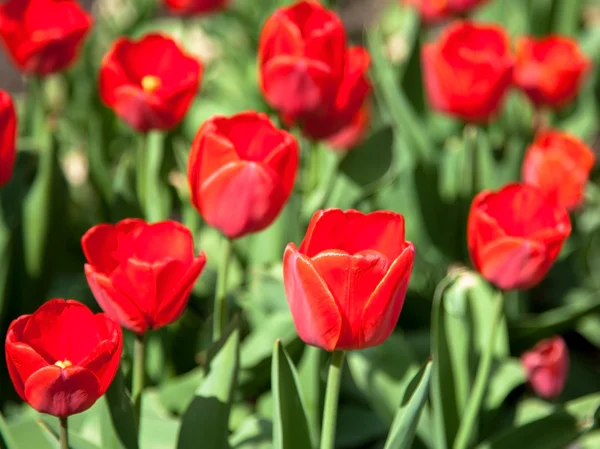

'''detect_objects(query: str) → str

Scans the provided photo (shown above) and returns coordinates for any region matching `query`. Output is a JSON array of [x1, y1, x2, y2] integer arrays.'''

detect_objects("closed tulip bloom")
[[521, 336, 569, 399], [82, 219, 207, 334], [422, 21, 513, 122], [259, 1, 347, 119], [522, 131, 595, 211], [163, 0, 228, 14], [0, 90, 17, 187], [514, 36, 591, 109], [188, 111, 299, 239], [99, 33, 202, 133], [283, 209, 415, 351], [5, 299, 122, 417], [468, 183, 571, 291], [0, 0, 92, 75], [403, 0, 489, 23]]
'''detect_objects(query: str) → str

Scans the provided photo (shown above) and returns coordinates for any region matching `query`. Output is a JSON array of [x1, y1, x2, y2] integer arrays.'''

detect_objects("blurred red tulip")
[[163, 0, 228, 14], [467, 183, 571, 291], [422, 21, 513, 122], [403, 0, 489, 23], [521, 336, 569, 399], [82, 219, 207, 334], [514, 36, 591, 109], [0, 0, 92, 75], [259, 1, 346, 119], [283, 209, 415, 351], [188, 111, 299, 239], [326, 104, 370, 151], [0, 90, 17, 188], [99, 33, 202, 133], [522, 130, 595, 211], [5, 299, 122, 417]]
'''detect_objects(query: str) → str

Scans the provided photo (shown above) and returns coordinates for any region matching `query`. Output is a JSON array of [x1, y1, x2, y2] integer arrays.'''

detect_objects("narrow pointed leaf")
[[104, 368, 139, 449]]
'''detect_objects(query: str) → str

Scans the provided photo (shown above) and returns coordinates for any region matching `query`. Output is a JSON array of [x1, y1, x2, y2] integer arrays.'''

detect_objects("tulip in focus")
[[522, 130, 595, 211], [467, 183, 571, 291], [82, 219, 207, 334], [99, 33, 202, 133], [283, 209, 415, 351], [514, 36, 591, 109], [0, 0, 92, 75], [5, 299, 122, 417], [403, 0, 489, 23], [259, 1, 371, 141], [0, 90, 17, 188], [188, 111, 299, 239], [163, 0, 228, 14], [521, 336, 569, 399], [422, 21, 513, 122]]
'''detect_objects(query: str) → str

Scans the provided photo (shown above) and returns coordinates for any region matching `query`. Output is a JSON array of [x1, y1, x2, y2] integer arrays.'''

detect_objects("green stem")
[[320, 350, 346, 449], [132, 333, 146, 428], [452, 292, 505, 449], [136, 134, 147, 217], [213, 236, 234, 341], [59, 417, 68, 449]]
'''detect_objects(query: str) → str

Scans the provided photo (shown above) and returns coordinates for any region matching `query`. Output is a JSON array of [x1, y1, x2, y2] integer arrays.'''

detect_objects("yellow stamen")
[[54, 360, 72, 369], [141, 75, 161, 93]]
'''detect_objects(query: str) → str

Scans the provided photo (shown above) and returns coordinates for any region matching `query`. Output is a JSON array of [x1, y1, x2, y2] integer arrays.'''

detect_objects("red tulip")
[[522, 130, 595, 211], [0, 90, 17, 188], [82, 219, 207, 334], [422, 21, 513, 122], [514, 36, 591, 109], [521, 336, 569, 399], [0, 0, 92, 75], [99, 33, 202, 133], [163, 0, 228, 14], [283, 209, 415, 351], [403, 0, 489, 23], [187, 111, 299, 239], [5, 299, 122, 417], [259, 0, 347, 120], [467, 183, 571, 291], [326, 104, 370, 151]]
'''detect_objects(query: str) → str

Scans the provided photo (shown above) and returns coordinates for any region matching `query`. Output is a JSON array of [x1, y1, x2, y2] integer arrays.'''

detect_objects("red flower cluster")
[[0, 0, 92, 75], [0, 90, 17, 188], [99, 33, 202, 133], [521, 336, 569, 399], [284, 209, 415, 351], [163, 0, 228, 15], [404, 0, 489, 23], [5, 300, 122, 417], [522, 131, 595, 211], [187, 111, 299, 239], [259, 0, 371, 147]]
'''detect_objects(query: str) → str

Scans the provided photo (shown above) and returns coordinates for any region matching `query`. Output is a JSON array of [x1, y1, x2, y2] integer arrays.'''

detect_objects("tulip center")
[[54, 359, 73, 369], [141, 75, 161, 93]]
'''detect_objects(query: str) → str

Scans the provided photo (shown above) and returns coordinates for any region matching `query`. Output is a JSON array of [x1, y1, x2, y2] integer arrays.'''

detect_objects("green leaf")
[[0, 410, 19, 449], [157, 366, 205, 414], [339, 127, 394, 187], [272, 340, 313, 449], [177, 323, 241, 449], [383, 360, 432, 449], [484, 359, 526, 412], [104, 368, 139, 449], [298, 345, 323, 445], [229, 416, 272, 449], [336, 407, 388, 448]]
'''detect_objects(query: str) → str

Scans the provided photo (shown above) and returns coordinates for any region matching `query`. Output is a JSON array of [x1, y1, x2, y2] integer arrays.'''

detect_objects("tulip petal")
[[133, 220, 195, 265], [24, 365, 100, 417], [283, 244, 341, 351], [361, 243, 415, 348], [479, 237, 548, 290], [22, 299, 101, 366], [154, 253, 208, 329], [85, 266, 149, 334], [300, 209, 406, 261]]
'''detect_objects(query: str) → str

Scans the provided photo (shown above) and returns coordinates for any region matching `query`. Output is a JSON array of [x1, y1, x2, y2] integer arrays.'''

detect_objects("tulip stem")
[[136, 134, 148, 216], [132, 333, 146, 428], [320, 350, 345, 449], [59, 417, 68, 449], [213, 236, 233, 341], [453, 292, 505, 449]]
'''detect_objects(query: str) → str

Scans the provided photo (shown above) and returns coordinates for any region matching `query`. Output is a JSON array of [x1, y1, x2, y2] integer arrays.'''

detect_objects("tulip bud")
[[521, 336, 569, 399]]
